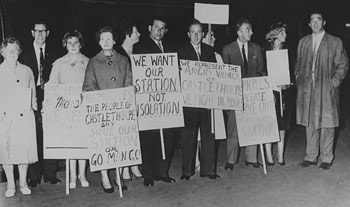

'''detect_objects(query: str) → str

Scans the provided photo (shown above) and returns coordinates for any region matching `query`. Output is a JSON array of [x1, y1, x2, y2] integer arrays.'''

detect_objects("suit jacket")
[[19, 43, 58, 111], [177, 42, 216, 62], [133, 36, 175, 54], [295, 32, 349, 128], [222, 41, 265, 78]]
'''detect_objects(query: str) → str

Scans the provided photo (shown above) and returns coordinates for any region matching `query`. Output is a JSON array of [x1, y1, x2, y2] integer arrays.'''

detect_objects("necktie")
[[157, 42, 164, 53], [195, 45, 201, 61], [242, 44, 248, 75], [39, 48, 45, 87]]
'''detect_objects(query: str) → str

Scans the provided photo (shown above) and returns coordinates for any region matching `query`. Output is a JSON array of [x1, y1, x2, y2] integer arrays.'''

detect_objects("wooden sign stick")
[[211, 109, 215, 133], [116, 167, 123, 198], [279, 90, 283, 117], [260, 144, 267, 174], [160, 129, 166, 160], [66, 159, 69, 195]]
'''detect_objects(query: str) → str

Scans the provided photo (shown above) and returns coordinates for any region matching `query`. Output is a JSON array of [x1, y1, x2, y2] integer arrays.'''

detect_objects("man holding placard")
[[295, 11, 348, 170], [222, 18, 265, 170], [133, 16, 177, 187], [177, 19, 218, 180]]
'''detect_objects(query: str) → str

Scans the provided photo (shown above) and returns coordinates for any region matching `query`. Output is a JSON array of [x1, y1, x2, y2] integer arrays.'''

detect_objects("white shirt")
[[190, 42, 201, 60], [33, 42, 46, 86], [237, 39, 248, 61], [312, 30, 325, 55], [150, 36, 163, 53]]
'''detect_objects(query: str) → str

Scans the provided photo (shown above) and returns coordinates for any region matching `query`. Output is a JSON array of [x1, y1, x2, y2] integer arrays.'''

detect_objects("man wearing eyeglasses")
[[20, 19, 60, 187]]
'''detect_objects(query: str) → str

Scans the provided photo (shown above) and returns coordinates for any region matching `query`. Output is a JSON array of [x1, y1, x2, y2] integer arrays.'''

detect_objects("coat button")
[[20, 113, 23, 116], [17, 80, 20, 83]]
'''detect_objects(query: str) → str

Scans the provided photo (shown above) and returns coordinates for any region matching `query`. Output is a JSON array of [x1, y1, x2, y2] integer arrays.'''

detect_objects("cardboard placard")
[[235, 77, 279, 146], [266, 49, 290, 87], [83, 87, 141, 172], [131, 53, 184, 131], [180, 60, 243, 110], [43, 84, 87, 159], [194, 3, 229, 25]]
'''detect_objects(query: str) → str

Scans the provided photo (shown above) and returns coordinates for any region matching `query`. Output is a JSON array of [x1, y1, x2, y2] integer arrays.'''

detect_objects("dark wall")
[[1, 0, 350, 58]]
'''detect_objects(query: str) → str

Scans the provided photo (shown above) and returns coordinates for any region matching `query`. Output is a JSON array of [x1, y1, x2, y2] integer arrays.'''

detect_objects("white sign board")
[[266, 49, 290, 87], [43, 84, 87, 159], [235, 77, 279, 146], [131, 53, 184, 131], [180, 60, 243, 110], [194, 3, 229, 25], [83, 87, 141, 172]]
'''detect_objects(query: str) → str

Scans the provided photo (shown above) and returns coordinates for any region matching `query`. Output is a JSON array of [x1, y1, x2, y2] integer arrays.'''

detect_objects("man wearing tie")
[[20, 20, 60, 187], [133, 16, 177, 187], [177, 19, 218, 180], [296, 11, 348, 170], [222, 18, 265, 170]]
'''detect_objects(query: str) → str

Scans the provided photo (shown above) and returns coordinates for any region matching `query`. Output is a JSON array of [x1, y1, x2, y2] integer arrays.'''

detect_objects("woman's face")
[[2, 43, 20, 62], [99, 32, 115, 50], [128, 27, 140, 44], [66, 36, 81, 55], [276, 28, 287, 43]]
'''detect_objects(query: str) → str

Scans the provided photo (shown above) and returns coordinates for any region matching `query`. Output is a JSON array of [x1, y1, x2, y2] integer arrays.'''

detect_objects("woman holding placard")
[[83, 26, 132, 193], [116, 21, 143, 182], [48, 30, 90, 189], [0, 37, 37, 197], [263, 22, 294, 166]]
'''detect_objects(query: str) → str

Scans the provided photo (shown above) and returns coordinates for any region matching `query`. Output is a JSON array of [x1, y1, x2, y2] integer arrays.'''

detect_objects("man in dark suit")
[[133, 16, 177, 187], [222, 18, 265, 170], [177, 19, 218, 180], [19, 20, 61, 187]]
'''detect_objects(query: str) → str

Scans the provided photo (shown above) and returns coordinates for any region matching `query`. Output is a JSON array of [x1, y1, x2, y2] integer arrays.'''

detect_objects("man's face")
[[188, 24, 204, 45], [237, 23, 253, 43], [31, 24, 49, 46], [99, 32, 115, 50], [149, 20, 167, 41], [309, 13, 326, 34]]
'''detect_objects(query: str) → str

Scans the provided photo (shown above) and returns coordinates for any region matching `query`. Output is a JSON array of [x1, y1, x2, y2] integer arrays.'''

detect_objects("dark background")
[[1, 0, 350, 57]]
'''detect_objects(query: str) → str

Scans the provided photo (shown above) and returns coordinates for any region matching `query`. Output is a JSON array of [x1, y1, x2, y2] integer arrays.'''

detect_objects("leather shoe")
[[154, 176, 176, 183], [245, 161, 262, 168], [200, 174, 220, 179], [319, 162, 332, 170], [44, 177, 61, 184], [267, 161, 275, 166], [299, 160, 317, 167], [28, 180, 39, 188], [114, 180, 127, 191], [101, 182, 114, 193], [180, 175, 190, 180], [143, 179, 154, 187], [224, 162, 234, 170], [278, 161, 286, 166]]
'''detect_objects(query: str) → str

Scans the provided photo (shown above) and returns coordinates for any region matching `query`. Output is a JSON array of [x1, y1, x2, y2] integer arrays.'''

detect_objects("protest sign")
[[43, 84, 87, 159], [180, 60, 243, 110], [194, 3, 229, 25], [235, 77, 279, 146], [266, 49, 290, 87], [131, 53, 184, 131], [83, 87, 141, 172]]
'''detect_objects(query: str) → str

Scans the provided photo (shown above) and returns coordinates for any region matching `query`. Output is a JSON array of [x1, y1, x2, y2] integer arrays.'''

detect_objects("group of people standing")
[[0, 9, 348, 198]]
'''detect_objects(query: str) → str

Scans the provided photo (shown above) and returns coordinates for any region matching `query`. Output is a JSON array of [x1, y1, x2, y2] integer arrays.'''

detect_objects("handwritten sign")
[[83, 87, 141, 172], [180, 60, 243, 110], [194, 3, 229, 25], [235, 77, 279, 146], [266, 49, 290, 87], [131, 53, 184, 131], [43, 84, 87, 159]]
